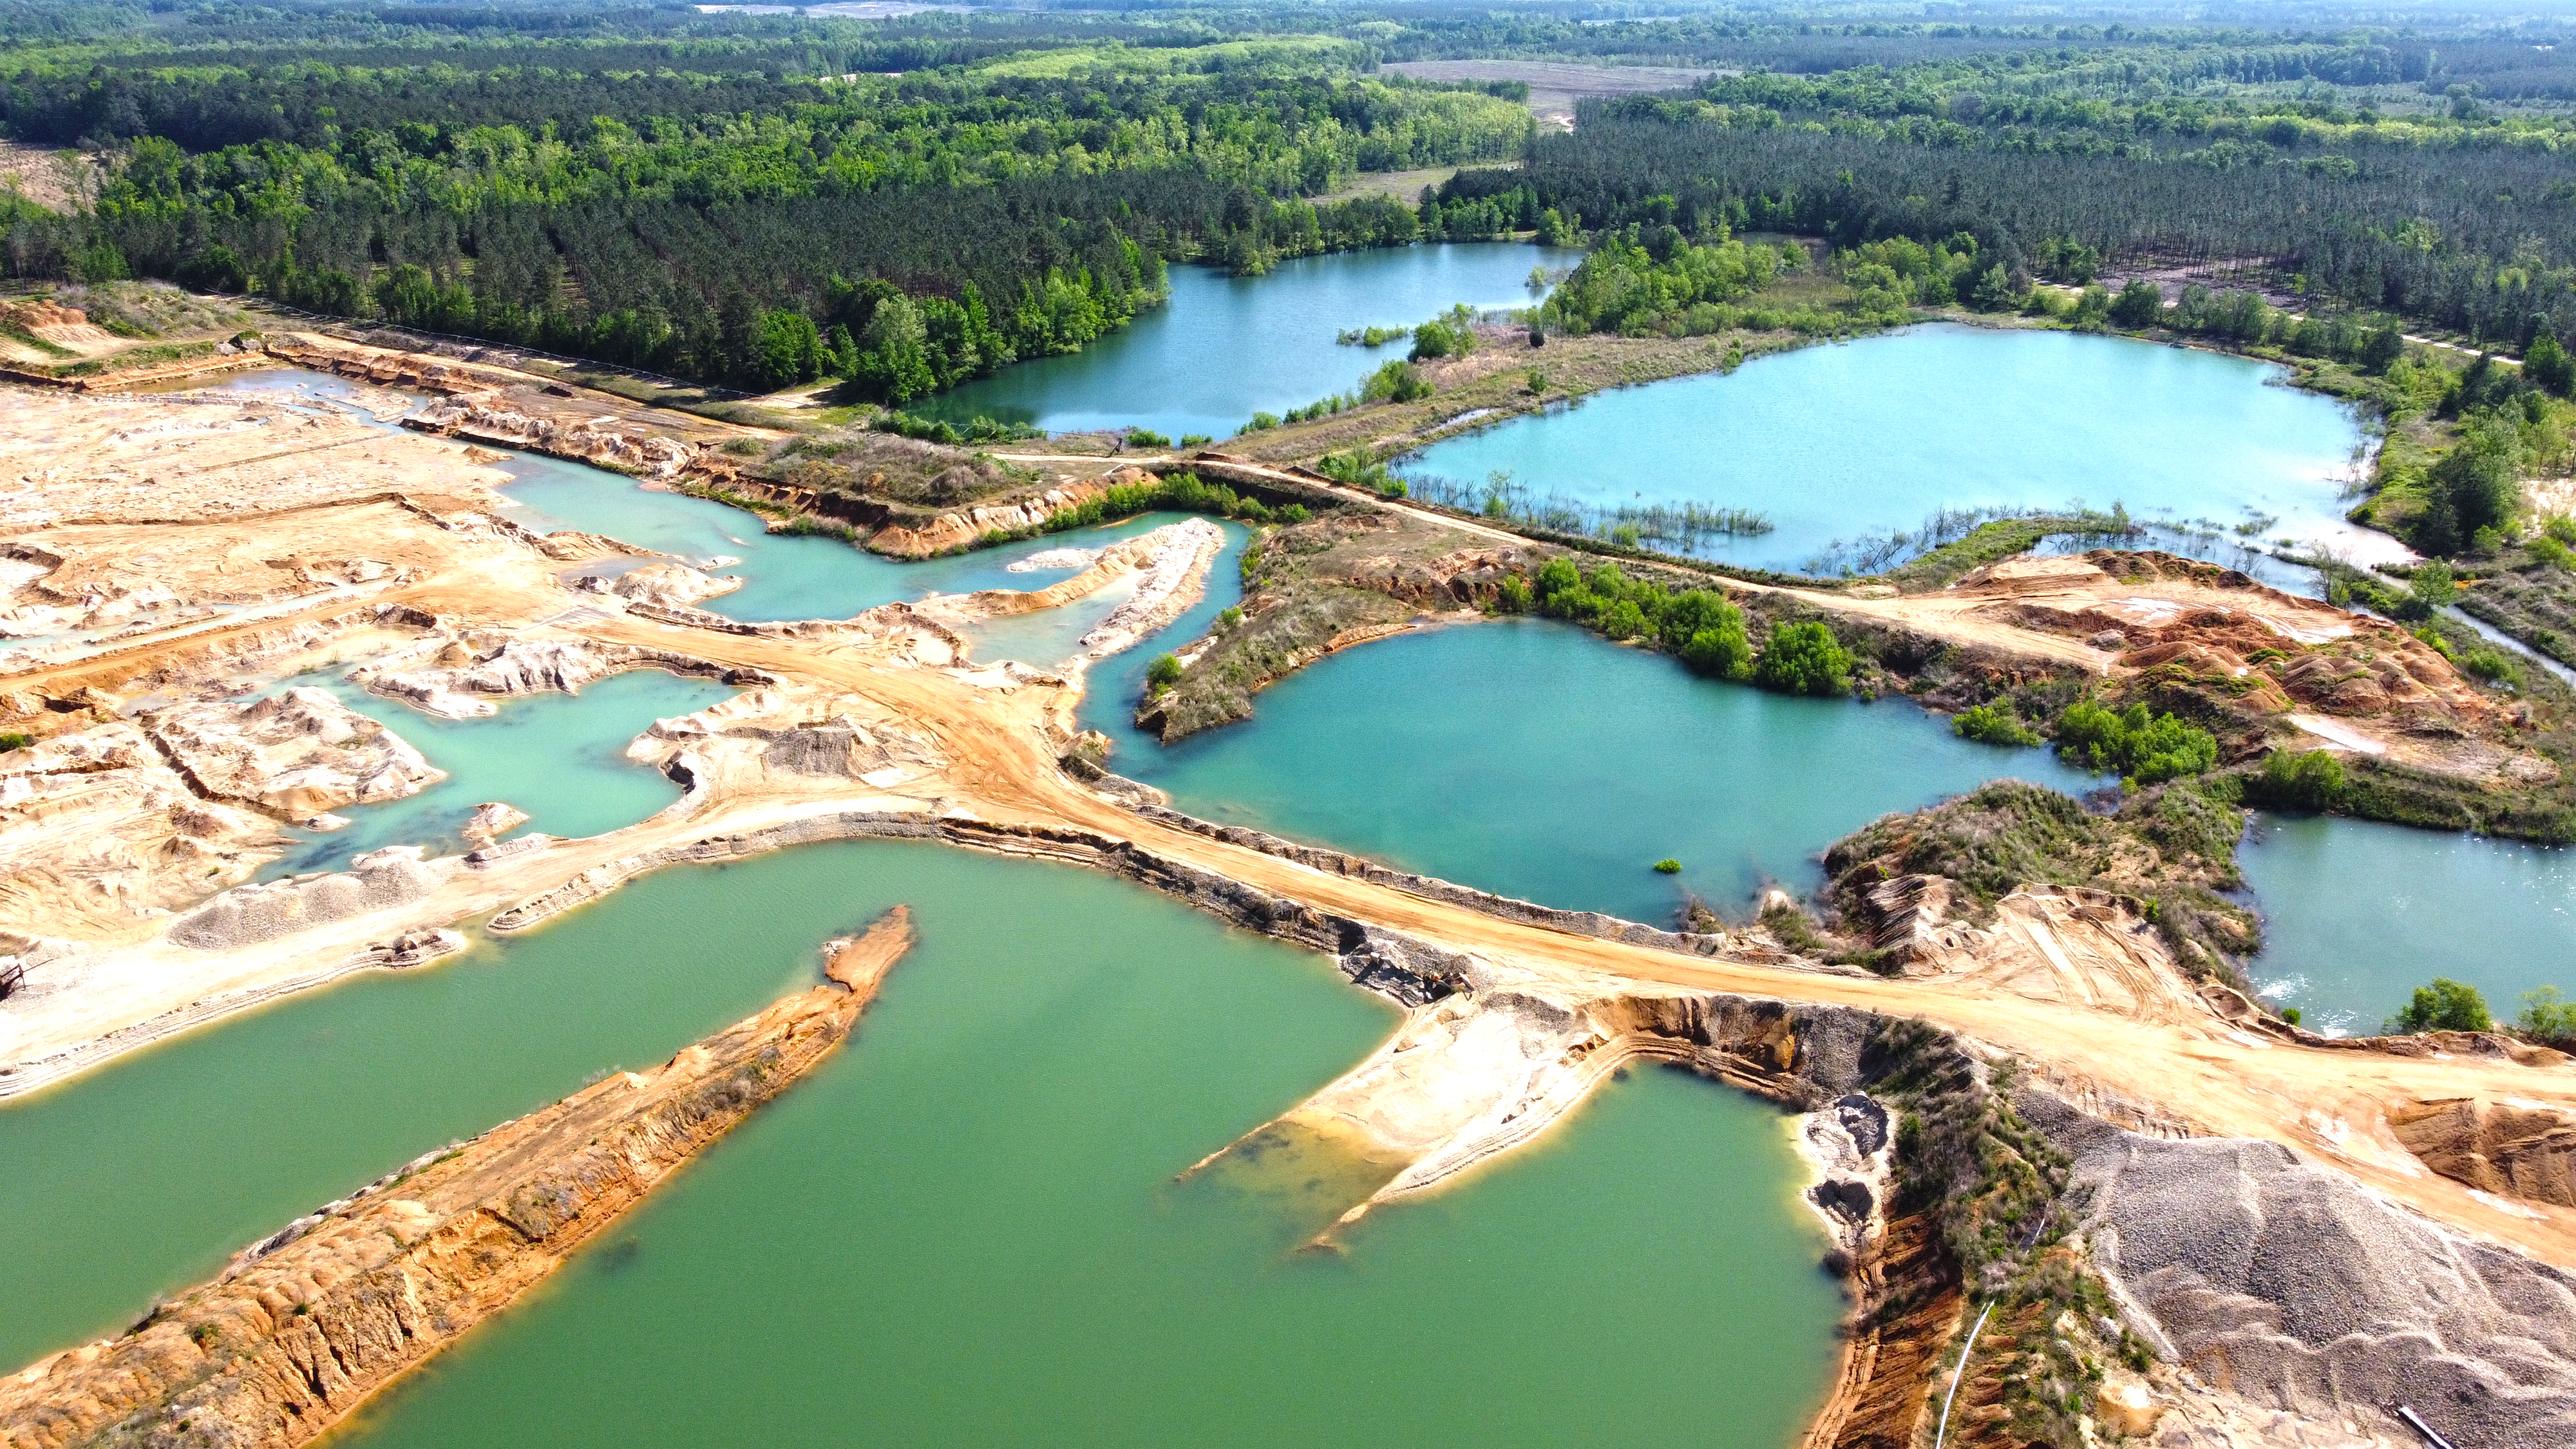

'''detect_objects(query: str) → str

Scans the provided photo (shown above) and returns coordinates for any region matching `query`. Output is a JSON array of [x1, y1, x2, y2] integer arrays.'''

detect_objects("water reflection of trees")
[[1403, 469, 1772, 552]]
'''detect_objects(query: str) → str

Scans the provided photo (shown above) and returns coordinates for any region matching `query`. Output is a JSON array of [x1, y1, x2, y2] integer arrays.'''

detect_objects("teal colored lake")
[[500, 458, 1202, 632], [1399, 323, 2384, 574], [1088, 617, 2098, 924], [920, 243, 1578, 440], [0, 843, 1840, 1449], [2241, 813, 2576, 1036], [253, 670, 729, 879]]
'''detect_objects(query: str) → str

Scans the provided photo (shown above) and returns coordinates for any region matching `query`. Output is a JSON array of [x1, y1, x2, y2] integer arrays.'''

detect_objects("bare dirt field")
[[1310, 165, 1466, 205], [0, 142, 91, 211], [1385, 60, 1724, 128]]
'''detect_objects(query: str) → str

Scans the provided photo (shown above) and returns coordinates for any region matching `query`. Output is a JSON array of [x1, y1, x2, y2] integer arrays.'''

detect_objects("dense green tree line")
[[1501, 104, 2576, 348], [1, 52, 1527, 390], [1683, 52, 2576, 142], [3, 64, 1526, 199], [1536, 225, 1803, 336], [0, 2, 1188, 74], [1507, 556, 1860, 696], [17, 0, 2576, 397]]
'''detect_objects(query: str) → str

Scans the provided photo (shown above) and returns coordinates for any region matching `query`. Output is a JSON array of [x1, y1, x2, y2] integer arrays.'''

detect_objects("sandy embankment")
[[907, 516, 1226, 681]]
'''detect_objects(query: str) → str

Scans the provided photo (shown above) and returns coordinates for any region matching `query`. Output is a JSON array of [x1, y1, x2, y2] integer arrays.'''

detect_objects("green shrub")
[[1179, 433, 1212, 448], [1124, 428, 1172, 449], [1410, 307, 1479, 361], [2108, 279, 2164, 328], [2390, 978, 2492, 1034], [2518, 986, 2576, 1046], [2457, 647, 2520, 685], [2529, 334, 2574, 398], [1361, 359, 1432, 403], [2251, 750, 2346, 811], [1752, 621, 1852, 696], [2280, 1006, 2303, 1027], [1680, 623, 1754, 680], [2548, 516, 2576, 547], [1336, 323, 1409, 346], [0, 732, 30, 752], [1952, 703, 2041, 746], [1316, 450, 1401, 496], [1526, 368, 1549, 394], [1522, 562, 1765, 679], [1596, 598, 1649, 640], [2410, 560, 2457, 614], [2531, 536, 2575, 570], [1651, 589, 1730, 647], [1217, 606, 1244, 629], [1044, 470, 1283, 531], [2054, 700, 2217, 785], [1145, 654, 1183, 693], [871, 411, 1040, 445], [1652, 858, 1682, 874]]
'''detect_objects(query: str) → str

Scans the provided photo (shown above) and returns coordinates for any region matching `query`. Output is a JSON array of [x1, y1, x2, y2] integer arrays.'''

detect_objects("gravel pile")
[[2029, 1092, 2576, 1448], [171, 846, 451, 949]]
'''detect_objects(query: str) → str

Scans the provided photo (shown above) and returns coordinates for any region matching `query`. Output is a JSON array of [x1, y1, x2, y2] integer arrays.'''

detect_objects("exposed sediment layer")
[[169, 846, 453, 950], [148, 688, 444, 820], [0, 909, 913, 1449], [1074, 517, 1224, 657], [0, 721, 287, 944], [408, 393, 696, 477], [1124, 802, 1765, 960], [907, 518, 1223, 664], [865, 481, 1110, 558], [349, 633, 773, 719]]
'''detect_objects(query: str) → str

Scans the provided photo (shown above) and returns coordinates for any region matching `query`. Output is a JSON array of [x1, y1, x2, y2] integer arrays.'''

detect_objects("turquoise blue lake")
[[2241, 813, 2576, 1036], [252, 670, 728, 879], [1088, 616, 2099, 924], [1399, 323, 2384, 576], [920, 243, 1578, 440]]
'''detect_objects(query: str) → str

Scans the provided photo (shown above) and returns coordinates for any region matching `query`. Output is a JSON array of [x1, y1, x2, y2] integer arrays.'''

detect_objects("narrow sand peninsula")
[[0, 908, 914, 1449], [911, 517, 1223, 650]]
